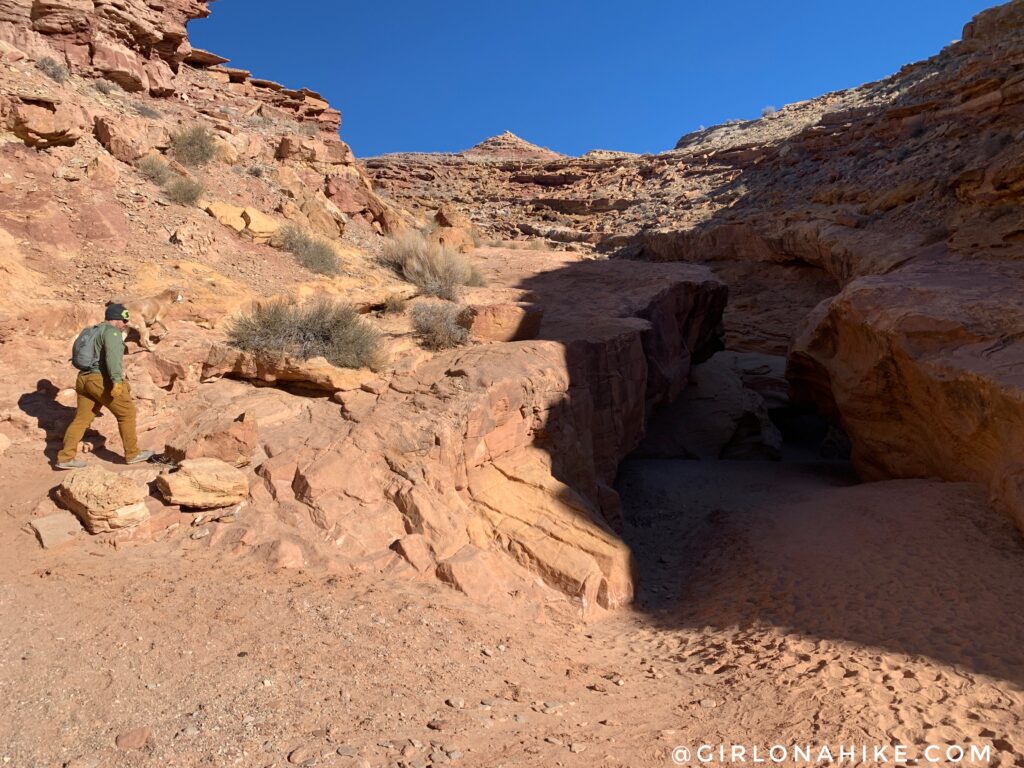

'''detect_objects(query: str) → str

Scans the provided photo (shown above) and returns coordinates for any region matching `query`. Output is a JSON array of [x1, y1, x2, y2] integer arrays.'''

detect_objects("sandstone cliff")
[[367, 2, 1024, 534]]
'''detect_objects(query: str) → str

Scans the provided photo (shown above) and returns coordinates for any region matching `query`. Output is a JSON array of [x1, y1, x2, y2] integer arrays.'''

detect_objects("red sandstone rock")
[[466, 303, 543, 342], [93, 114, 168, 163], [156, 458, 248, 509], [58, 467, 150, 534], [164, 411, 259, 467], [8, 95, 87, 148]]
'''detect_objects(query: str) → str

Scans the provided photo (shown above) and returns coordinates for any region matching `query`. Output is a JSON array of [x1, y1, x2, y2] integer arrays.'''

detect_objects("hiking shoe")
[[55, 459, 87, 470], [125, 450, 155, 465]]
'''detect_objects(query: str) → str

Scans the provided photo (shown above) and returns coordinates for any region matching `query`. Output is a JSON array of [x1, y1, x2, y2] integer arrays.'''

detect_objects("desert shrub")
[[163, 177, 204, 206], [228, 297, 382, 370], [380, 230, 481, 301], [93, 79, 122, 95], [36, 56, 69, 83], [383, 294, 407, 314], [135, 103, 162, 120], [761, 105, 778, 117], [278, 224, 340, 276], [244, 114, 273, 129], [136, 155, 172, 185], [410, 301, 469, 350], [247, 165, 265, 178], [169, 125, 217, 167]]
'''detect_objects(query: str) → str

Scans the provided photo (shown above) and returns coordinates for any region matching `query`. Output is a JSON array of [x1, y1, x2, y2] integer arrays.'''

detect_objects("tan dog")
[[108, 289, 184, 350]]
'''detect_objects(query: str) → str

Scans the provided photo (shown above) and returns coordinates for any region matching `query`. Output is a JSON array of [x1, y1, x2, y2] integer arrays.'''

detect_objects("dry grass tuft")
[[170, 125, 217, 167], [279, 224, 341, 276], [163, 177, 204, 206], [381, 231, 483, 301], [410, 301, 470, 350], [228, 297, 382, 370], [136, 155, 173, 185], [36, 56, 69, 83]]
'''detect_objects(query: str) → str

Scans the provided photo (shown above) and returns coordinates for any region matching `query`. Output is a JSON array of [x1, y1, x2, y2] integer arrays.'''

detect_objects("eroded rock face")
[[789, 259, 1024, 529], [58, 466, 149, 533]]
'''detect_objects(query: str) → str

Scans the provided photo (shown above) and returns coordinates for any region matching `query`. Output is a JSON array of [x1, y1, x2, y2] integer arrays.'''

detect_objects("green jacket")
[[88, 322, 126, 382]]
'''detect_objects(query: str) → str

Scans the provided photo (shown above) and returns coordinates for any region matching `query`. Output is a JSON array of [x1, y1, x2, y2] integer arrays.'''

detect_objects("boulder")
[[466, 303, 543, 342], [85, 153, 120, 184], [240, 208, 279, 244], [144, 58, 175, 96], [203, 201, 246, 233], [391, 533, 434, 573], [434, 205, 473, 230], [435, 545, 535, 606], [156, 457, 248, 509], [638, 353, 783, 460], [91, 39, 147, 91], [299, 194, 345, 239], [716, 351, 789, 409], [9, 96, 88, 148], [428, 225, 475, 253], [58, 466, 150, 534], [93, 115, 160, 163]]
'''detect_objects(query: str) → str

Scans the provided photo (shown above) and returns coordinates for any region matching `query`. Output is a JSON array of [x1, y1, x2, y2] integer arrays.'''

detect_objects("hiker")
[[55, 303, 154, 470]]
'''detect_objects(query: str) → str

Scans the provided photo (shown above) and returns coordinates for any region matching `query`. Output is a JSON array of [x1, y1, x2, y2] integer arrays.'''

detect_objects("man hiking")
[[56, 303, 154, 470]]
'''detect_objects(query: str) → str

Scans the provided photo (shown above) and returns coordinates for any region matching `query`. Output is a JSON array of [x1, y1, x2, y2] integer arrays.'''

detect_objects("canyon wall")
[[367, 2, 1024, 531]]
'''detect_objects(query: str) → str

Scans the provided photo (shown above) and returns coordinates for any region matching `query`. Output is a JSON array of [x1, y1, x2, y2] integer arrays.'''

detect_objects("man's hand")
[[110, 382, 125, 399]]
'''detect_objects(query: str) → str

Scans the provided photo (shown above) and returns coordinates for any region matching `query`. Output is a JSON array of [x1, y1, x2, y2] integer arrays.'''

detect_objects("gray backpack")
[[71, 324, 103, 372]]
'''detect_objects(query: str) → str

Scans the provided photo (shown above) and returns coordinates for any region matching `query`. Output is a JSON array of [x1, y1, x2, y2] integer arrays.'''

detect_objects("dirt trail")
[[2, 451, 1024, 767]]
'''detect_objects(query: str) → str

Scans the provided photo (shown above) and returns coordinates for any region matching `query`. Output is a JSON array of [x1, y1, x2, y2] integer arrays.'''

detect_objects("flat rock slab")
[[29, 511, 83, 549]]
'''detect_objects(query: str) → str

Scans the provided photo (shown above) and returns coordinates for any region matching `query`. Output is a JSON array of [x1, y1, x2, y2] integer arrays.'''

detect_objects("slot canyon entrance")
[[592, 287, 1024, 762]]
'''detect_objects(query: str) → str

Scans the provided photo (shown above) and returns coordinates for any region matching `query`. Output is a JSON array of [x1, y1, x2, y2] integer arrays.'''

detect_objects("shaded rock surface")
[[639, 353, 782, 460]]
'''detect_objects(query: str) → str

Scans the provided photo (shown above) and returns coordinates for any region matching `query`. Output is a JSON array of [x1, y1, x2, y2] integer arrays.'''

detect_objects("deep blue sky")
[[190, 1, 994, 158]]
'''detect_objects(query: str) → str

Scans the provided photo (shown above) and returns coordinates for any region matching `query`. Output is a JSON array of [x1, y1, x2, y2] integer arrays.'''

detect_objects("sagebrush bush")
[[136, 155, 172, 185], [247, 165, 265, 178], [228, 298, 382, 370], [93, 79, 122, 95], [136, 103, 163, 120], [380, 231, 482, 301], [383, 294, 407, 314], [36, 56, 69, 83], [163, 177, 204, 206], [170, 125, 217, 167], [410, 302, 469, 350], [279, 224, 340, 276]]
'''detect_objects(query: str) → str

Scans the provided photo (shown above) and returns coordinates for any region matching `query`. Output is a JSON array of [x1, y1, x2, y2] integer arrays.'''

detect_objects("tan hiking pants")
[[57, 372, 139, 462]]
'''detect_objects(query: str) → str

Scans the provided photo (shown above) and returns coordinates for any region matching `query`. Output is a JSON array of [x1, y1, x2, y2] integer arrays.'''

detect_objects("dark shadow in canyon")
[[511, 255, 1024, 690]]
